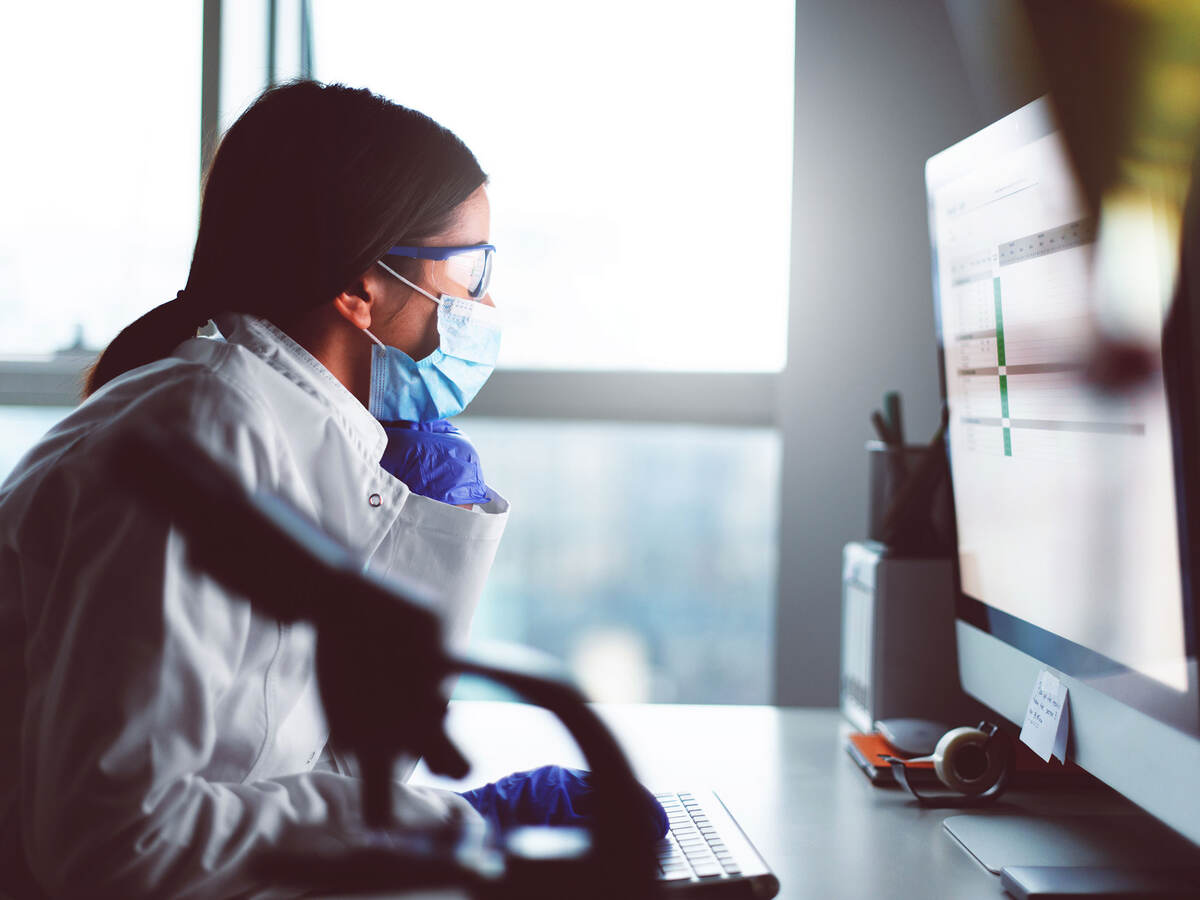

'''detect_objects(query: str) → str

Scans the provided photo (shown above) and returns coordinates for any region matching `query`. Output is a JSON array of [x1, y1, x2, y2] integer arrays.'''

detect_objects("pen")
[[883, 392, 904, 447], [871, 410, 896, 445]]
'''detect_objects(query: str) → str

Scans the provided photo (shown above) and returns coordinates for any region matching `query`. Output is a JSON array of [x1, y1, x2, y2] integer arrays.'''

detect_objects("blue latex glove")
[[378, 419, 493, 506], [457, 765, 669, 842]]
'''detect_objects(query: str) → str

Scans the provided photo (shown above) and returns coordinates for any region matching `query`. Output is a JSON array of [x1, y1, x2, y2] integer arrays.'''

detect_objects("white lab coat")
[[0, 313, 509, 898]]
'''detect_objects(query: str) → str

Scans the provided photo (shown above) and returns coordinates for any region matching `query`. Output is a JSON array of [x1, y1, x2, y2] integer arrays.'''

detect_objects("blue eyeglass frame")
[[385, 243, 496, 299]]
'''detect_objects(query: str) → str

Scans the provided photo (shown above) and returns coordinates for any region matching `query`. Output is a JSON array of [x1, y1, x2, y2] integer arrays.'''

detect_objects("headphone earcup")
[[931, 726, 1008, 795]]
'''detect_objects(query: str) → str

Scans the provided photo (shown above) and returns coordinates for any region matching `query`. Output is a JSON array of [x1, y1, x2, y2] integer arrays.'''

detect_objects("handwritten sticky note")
[[1019, 670, 1070, 763]]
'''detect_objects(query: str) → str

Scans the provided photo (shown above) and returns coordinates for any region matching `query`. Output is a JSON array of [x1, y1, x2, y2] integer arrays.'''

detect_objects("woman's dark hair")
[[85, 80, 486, 396]]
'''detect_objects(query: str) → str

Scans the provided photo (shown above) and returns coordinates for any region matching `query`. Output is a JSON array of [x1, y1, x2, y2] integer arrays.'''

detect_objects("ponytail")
[[85, 293, 209, 396], [85, 80, 486, 397]]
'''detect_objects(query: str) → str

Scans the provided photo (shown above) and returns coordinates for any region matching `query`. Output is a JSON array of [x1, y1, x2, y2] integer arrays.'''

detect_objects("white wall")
[[775, 0, 986, 705]]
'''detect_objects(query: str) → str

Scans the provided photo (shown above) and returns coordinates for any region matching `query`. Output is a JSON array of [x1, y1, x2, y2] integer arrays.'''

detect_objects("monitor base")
[[999, 864, 1200, 898], [944, 812, 1200, 874]]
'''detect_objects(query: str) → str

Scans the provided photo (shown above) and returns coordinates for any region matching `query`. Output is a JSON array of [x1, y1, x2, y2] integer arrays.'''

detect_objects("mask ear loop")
[[364, 261, 446, 349], [377, 260, 442, 305]]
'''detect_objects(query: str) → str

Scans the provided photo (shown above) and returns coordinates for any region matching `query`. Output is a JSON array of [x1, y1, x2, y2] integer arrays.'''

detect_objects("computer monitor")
[[926, 96, 1200, 846]]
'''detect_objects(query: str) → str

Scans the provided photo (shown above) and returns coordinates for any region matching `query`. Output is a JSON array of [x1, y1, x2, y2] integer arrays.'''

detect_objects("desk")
[[404, 701, 1133, 899]]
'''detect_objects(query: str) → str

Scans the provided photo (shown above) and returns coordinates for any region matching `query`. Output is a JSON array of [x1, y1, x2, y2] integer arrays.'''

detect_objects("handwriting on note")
[[1019, 670, 1069, 763]]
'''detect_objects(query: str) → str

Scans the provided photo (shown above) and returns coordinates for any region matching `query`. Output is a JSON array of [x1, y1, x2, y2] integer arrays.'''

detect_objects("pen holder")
[[866, 440, 954, 557]]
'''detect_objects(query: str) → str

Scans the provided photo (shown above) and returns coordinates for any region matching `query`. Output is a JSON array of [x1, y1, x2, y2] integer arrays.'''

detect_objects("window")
[[0, 3, 201, 356], [461, 418, 780, 703], [310, 0, 795, 372]]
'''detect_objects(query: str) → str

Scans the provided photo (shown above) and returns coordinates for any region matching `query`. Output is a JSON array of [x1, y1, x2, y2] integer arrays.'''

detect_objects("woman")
[[0, 81, 558, 898]]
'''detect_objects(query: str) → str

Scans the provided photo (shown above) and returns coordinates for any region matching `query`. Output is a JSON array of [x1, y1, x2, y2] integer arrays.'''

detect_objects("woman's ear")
[[332, 268, 383, 330]]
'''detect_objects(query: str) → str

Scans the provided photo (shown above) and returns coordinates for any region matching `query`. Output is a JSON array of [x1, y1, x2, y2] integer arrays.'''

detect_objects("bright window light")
[[0, 3, 201, 356], [311, 0, 795, 372]]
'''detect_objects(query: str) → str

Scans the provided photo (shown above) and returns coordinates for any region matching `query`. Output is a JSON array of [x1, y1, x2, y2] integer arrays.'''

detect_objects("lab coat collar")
[[213, 312, 387, 464]]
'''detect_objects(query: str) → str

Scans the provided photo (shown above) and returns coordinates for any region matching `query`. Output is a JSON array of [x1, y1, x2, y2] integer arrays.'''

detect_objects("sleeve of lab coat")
[[16, 390, 477, 898]]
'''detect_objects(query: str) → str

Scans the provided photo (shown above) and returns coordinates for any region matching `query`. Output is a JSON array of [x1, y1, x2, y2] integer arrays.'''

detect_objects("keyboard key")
[[692, 863, 723, 878]]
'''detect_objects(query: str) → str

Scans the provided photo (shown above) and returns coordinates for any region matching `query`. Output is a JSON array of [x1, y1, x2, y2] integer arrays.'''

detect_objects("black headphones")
[[882, 722, 1012, 808]]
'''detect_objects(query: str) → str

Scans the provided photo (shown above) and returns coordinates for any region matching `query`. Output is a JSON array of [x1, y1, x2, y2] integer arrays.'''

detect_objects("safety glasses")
[[385, 244, 496, 300]]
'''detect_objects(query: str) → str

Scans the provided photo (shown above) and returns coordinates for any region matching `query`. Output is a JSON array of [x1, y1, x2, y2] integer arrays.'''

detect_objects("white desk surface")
[[401, 701, 1132, 899]]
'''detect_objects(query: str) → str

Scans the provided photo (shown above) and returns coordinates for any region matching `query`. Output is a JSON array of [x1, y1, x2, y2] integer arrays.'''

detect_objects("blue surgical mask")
[[365, 262, 501, 422]]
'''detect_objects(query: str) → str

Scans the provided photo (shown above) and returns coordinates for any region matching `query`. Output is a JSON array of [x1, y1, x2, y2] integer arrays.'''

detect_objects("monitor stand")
[[944, 813, 1200, 896]]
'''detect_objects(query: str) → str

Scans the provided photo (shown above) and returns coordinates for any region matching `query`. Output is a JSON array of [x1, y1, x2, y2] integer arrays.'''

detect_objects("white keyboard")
[[657, 791, 743, 879], [653, 790, 779, 896]]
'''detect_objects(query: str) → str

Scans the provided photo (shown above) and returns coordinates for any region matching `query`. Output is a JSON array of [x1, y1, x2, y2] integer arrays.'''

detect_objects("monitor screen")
[[927, 97, 1199, 737]]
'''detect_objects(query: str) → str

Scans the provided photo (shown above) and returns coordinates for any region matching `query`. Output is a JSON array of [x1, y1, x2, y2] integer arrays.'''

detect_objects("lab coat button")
[[368, 492, 382, 507]]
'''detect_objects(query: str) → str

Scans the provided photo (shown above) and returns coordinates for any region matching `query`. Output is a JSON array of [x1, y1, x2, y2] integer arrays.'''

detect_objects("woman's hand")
[[378, 419, 492, 508], [456, 765, 670, 842]]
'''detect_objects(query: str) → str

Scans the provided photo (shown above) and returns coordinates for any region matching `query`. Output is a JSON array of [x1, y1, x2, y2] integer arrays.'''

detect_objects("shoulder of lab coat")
[[0, 321, 486, 898]]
